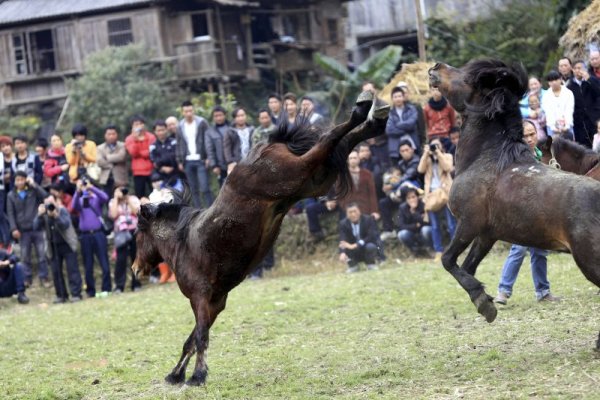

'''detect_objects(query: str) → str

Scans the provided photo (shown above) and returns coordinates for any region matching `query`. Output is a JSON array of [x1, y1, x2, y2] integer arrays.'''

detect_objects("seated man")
[[0, 248, 29, 304], [397, 187, 432, 256], [339, 203, 380, 273]]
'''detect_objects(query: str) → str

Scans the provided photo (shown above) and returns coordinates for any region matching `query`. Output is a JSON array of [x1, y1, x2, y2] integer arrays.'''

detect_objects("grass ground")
[[0, 251, 598, 399]]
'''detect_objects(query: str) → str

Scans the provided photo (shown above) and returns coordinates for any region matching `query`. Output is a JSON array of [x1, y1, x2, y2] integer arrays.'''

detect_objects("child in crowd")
[[526, 93, 547, 142]]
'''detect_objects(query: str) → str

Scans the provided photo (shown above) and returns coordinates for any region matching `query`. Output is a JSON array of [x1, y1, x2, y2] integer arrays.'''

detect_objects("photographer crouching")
[[0, 250, 29, 304], [34, 195, 82, 303]]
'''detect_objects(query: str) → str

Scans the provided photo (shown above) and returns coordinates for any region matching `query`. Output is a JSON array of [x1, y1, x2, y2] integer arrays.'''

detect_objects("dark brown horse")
[[131, 92, 390, 385], [539, 136, 600, 180], [428, 59, 600, 351]]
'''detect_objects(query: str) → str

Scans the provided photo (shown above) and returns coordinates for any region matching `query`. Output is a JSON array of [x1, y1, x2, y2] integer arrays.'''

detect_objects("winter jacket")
[[12, 152, 43, 185], [97, 141, 128, 187], [176, 116, 209, 165], [397, 201, 428, 233], [397, 154, 422, 185], [223, 126, 255, 164], [43, 147, 68, 184], [7, 184, 48, 232], [385, 104, 419, 157], [33, 207, 78, 257], [206, 123, 229, 170], [125, 132, 156, 177], [65, 140, 97, 182], [150, 136, 178, 170], [339, 214, 379, 249], [423, 100, 456, 139]]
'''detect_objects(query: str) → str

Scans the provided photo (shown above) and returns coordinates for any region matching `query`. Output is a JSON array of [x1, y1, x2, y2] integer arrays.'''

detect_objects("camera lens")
[[47, 204, 56, 212], [121, 188, 129, 196]]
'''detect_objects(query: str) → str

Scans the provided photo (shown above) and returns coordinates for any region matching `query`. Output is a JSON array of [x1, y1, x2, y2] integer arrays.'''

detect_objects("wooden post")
[[215, 5, 229, 75], [414, 0, 426, 62]]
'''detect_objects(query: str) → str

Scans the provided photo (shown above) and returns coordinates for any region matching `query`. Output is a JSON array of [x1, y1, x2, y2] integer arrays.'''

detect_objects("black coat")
[[150, 136, 178, 170], [567, 77, 600, 146], [396, 201, 428, 233], [339, 214, 379, 250], [397, 154, 421, 185]]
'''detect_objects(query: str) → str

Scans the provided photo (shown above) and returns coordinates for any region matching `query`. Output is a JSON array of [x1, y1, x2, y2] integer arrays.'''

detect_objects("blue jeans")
[[184, 160, 213, 209], [498, 245, 550, 300], [80, 231, 111, 296], [20, 230, 49, 281], [398, 226, 432, 254], [0, 262, 26, 297], [428, 206, 456, 252]]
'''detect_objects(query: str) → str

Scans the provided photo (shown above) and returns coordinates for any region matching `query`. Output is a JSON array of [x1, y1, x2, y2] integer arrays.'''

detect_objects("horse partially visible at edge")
[[428, 59, 600, 351], [131, 92, 390, 385], [539, 135, 600, 181]]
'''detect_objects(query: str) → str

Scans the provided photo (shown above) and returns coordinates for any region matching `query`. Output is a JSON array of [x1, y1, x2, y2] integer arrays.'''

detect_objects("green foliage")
[[312, 45, 403, 122], [0, 111, 42, 141], [426, 0, 570, 78], [175, 92, 238, 122], [62, 43, 184, 143]]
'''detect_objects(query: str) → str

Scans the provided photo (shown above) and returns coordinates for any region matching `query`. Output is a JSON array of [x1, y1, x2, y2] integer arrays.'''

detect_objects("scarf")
[[428, 97, 448, 111]]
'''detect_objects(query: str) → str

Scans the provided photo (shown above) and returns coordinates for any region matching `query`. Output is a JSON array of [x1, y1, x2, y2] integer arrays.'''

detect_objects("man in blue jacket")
[[385, 87, 420, 165]]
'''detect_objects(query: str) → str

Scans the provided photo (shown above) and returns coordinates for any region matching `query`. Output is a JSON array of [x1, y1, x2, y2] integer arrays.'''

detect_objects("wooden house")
[[0, 0, 348, 112]]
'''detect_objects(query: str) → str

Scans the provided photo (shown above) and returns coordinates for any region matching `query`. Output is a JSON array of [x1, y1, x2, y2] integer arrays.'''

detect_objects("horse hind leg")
[[165, 329, 197, 384], [461, 236, 496, 276], [441, 226, 497, 323]]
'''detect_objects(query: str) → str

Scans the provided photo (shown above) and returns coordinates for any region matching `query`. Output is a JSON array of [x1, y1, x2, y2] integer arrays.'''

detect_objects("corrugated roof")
[[0, 0, 156, 26]]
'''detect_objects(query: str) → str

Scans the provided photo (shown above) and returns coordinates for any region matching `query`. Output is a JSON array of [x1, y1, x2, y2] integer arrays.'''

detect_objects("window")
[[12, 30, 56, 75], [327, 19, 338, 44], [108, 18, 133, 47], [191, 13, 209, 39]]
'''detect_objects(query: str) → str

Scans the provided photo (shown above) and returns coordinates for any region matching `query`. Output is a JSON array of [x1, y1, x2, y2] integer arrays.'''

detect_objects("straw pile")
[[559, 0, 600, 60], [378, 61, 435, 106]]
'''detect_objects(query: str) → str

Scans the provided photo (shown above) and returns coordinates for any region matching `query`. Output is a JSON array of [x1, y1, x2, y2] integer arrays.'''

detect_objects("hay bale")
[[559, 0, 600, 60], [378, 62, 436, 106]]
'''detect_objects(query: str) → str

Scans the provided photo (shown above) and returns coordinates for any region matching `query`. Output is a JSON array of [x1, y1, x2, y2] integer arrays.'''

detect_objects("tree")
[[311, 45, 403, 122], [62, 43, 184, 143], [0, 111, 41, 141]]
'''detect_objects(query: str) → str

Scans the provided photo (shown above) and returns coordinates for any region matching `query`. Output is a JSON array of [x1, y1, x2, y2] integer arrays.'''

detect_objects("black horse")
[[429, 59, 600, 351]]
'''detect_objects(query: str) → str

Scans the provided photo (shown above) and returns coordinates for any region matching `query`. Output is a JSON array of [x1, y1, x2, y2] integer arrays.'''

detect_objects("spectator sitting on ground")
[[205, 106, 229, 187], [385, 87, 419, 165], [12, 135, 43, 185], [65, 123, 97, 183], [379, 140, 422, 240], [268, 94, 283, 125], [397, 187, 432, 257], [300, 96, 325, 127], [339, 202, 380, 273], [7, 172, 49, 288], [224, 107, 254, 174], [43, 134, 70, 188], [71, 179, 111, 298], [34, 194, 82, 304], [253, 109, 277, 145], [125, 115, 156, 198], [97, 124, 128, 198], [0, 248, 29, 304]]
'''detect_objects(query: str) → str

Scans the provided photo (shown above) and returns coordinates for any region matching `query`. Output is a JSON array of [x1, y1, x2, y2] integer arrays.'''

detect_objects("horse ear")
[[140, 203, 159, 219]]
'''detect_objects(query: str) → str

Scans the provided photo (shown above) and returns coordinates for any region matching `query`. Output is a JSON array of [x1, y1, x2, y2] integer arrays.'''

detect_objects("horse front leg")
[[441, 224, 497, 323], [341, 98, 390, 151], [165, 328, 197, 384]]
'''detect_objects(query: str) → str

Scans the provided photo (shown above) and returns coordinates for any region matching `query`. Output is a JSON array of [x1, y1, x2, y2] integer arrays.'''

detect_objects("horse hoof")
[[474, 292, 497, 323], [372, 102, 390, 120], [185, 371, 208, 386], [356, 90, 374, 105], [165, 372, 185, 385]]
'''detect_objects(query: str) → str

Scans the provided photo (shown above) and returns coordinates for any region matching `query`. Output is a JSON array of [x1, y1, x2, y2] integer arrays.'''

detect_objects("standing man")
[[300, 96, 325, 127], [205, 106, 229, 188], [7, 172, 49, 288], [385, 87, 419, 165], [268, 94, 283, 125], [398, 82, 427, 149], [177, 101, 213, 209], [588, 49, 600, 79], [12, 135, 43, 185], [542, 70, 574, 139], [253, 109, 277, 144], [494, 120, 561, 305], [338, 203, 380, 273], [558, 57, 574, 85], [283, 93, 299, 127], [149, 120, 179, 185], [125, 115, 156, 198], [97, 124, 128, 198], [567, 60, 600, 148], [65, 123, 97, 183]]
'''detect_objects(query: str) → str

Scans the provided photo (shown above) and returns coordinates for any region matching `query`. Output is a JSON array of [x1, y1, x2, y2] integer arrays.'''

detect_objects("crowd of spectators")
[[1, 50, 600, 304]]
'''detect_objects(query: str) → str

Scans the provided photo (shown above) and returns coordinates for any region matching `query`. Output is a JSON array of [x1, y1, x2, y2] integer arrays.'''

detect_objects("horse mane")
[[462, 58, 533, 171], [552, 137, 599, 172], [268, 116, 352, 197]]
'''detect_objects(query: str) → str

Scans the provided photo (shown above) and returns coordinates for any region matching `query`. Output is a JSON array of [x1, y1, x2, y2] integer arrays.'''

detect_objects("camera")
[[46, 203, 56, 212], [121, 187, 129, 196], [429, 143, 438, 152], [82, 178, 88, 186], [74, 141, 84, 149]]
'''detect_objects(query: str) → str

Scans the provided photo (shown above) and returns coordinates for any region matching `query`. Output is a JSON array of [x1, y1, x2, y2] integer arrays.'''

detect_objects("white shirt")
[[236, 127, 251, 159], [541, 86, 574, 132], [184, 120, 200, 160]]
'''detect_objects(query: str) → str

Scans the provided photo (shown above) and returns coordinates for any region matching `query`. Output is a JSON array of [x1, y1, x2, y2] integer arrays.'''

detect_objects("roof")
[[0, 0, 257, 27]]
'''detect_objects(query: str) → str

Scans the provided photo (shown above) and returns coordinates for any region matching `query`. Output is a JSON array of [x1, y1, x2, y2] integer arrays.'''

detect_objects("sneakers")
[[380, 231, 396, 241], [70, 296, 83, 303], [345, 265, 359, 274], [494, 292, 509, 305], [433, 252, 443, 263], [53, 297, 67, 304], [538, 293, 561, 302], [17, 292, 29, 304], [366, 264, 378, 271]]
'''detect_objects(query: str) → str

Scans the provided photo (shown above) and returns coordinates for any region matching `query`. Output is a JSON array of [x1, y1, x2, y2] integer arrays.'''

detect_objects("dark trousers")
[[134, 175, 152, 198], [305, 202, 343, 234], [370, 144, 390, 171], [345, 243, 378, 266], [184, 160, 214, 209], [102, 175, 115, 199], [250, 246, 275, 278], [115, 231, 140, 291], [379, 197, 398, 232], [0, 263, 26, 297], [20, 230, 49, 281], [0, 191, 10, 246], [50, 242, 82, 299], [80, 231, 111, 296]]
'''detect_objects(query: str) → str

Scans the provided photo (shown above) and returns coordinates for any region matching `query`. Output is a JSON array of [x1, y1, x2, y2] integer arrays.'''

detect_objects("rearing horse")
[[429, 59, 600, 351], [132, 92, 390, 385]]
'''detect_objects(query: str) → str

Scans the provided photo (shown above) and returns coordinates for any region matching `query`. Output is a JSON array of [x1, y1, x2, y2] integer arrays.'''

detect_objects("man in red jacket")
[[125, 115, 156, 197], [423, 87, 456, 149]]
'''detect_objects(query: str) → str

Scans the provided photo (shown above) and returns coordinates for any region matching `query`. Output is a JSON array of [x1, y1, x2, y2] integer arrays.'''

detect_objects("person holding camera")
[[109, 186, 141, 293], [417, 139, 456, 262], [0, 248, 29, 304], [125, 115, 156, 198], [34, 195, 82, 303], [7, 171, 50, 288], [71, 179, 111, 298], [65, 123, 97, 183]]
